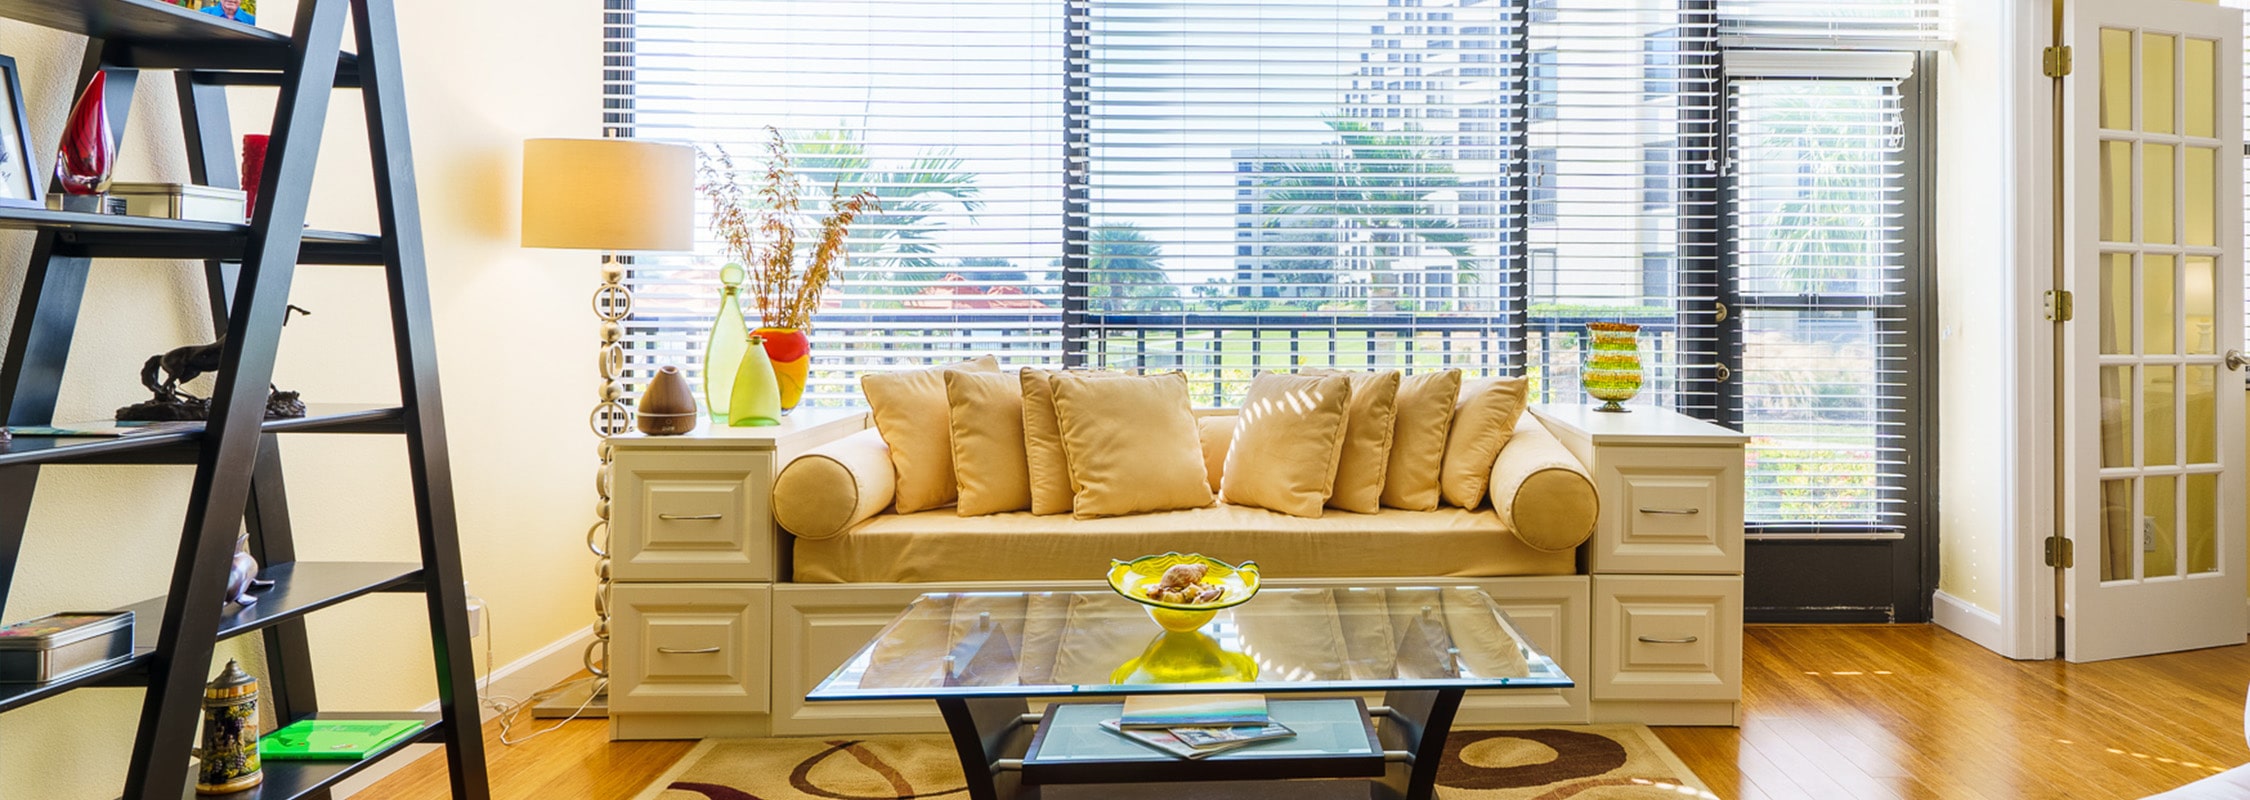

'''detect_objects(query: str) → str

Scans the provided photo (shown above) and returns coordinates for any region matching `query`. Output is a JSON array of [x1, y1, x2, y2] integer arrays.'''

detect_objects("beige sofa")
[[772, 410, 1601, 583]]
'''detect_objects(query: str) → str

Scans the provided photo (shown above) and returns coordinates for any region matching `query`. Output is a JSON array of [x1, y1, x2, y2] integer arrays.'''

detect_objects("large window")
[[605, 0, 1943, 530]]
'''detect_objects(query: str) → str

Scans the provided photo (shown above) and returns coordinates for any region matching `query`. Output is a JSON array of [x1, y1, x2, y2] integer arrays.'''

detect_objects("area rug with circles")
[[631, 725, 1712, 800]]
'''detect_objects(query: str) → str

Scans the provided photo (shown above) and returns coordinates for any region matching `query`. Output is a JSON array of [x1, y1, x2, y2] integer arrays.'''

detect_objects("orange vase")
[[754, 327, 810, 413]]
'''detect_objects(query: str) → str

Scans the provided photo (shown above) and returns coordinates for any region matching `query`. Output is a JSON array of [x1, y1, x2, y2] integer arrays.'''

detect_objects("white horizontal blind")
[[1726, 74, 1909, 528], [1717, 0, 1952, 52], [1066, 0, 1528, 404], [605, 0, 1064, 406], [1520, 0, 1721, 415]]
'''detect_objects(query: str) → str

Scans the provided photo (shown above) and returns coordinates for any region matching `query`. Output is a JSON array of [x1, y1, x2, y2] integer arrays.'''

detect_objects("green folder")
[[259, 719, 425, 761]]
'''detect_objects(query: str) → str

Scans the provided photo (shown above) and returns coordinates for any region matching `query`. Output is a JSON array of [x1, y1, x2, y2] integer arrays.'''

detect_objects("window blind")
[[1716, 0, 1952, 52], [1064, 0, 1530, 404], [605, 0, 1065, 406], [1725, 65, 1911, 529]]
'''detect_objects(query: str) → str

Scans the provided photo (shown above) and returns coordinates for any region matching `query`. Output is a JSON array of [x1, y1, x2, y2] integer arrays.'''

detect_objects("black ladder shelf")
[[0, 0, 489, 798]]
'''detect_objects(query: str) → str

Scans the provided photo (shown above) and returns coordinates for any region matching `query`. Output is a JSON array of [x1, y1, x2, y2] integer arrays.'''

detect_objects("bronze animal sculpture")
[[118, 305, 310, 421]]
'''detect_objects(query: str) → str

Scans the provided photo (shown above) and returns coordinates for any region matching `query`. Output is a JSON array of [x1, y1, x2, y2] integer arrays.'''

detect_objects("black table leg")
[[1378, 688, 1464, 800], [938, 696, 1034, 800]]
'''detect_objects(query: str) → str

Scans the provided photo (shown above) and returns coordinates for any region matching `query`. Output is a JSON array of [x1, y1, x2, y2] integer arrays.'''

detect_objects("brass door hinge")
[[2045, 535, 2075, 568], [2043, 45, 2073, 78], [2044, 289, 2075, 322]]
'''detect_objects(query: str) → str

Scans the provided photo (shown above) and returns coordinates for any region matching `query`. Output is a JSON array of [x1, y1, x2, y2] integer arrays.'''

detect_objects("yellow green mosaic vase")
[[1584, 322, 1642, 413]]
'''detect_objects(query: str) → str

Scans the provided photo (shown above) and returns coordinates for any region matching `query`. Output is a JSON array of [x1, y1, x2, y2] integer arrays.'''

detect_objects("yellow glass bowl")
[[1106, 553, 1261, 632]]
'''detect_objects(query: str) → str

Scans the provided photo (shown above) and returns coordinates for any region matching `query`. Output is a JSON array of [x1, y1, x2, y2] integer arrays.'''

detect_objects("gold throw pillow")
[[1221, 372, 1354, 518], [1020, 368, 1136, 515], [1303, 369, 1401, 514], [945, 370, 1033, 516], [1051, 371, 1215, 519], [859, 355, 1000, 514], [1439, 375, 1531, 508], [1380, 369, 1462, 511]]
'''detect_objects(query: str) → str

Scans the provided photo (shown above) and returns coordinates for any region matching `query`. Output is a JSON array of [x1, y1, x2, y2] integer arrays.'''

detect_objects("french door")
[[2061, 0, 2245, 662]]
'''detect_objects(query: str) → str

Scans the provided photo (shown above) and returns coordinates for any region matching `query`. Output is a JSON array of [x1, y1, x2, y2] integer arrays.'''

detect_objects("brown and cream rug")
[[633, 726, 1712, 800]]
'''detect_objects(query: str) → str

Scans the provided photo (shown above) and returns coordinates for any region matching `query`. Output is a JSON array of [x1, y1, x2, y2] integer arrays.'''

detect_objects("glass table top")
[[806, 586, 1572, 701]]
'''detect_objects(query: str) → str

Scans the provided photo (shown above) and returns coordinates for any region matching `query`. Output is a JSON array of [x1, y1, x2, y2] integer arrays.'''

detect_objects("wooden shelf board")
[[0, 403, 406, 467], [0, 205, 384, 264], [0, 562, 422, 713], [0, 0, 286, 46], [169, 711, 444, 800]]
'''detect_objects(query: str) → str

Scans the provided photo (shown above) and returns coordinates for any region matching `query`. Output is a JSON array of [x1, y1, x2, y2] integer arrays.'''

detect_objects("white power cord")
[[471, 603, 599, 746]]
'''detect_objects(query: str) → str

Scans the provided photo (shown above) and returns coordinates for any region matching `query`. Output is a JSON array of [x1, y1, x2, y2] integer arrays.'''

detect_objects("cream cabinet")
[[606, 408, 869, 741], [1531, 403, 1748, 726]]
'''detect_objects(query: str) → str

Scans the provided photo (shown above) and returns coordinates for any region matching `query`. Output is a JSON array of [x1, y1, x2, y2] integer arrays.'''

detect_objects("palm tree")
[[1239, 119, 1480, 312], [786, 129, 984, 298]]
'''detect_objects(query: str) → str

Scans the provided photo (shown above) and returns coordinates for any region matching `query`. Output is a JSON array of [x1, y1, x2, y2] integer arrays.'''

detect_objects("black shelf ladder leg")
[[121, 0, 350, 794], [353, 0, 492, 793]]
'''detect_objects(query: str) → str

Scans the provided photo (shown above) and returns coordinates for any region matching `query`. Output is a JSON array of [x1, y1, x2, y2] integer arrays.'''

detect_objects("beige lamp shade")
[[521, 138, 694, 252]]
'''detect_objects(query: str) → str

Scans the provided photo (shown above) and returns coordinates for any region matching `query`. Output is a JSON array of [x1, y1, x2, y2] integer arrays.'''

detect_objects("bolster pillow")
[[772, 428, 895, 540], [1488, 414, 1598, 552]]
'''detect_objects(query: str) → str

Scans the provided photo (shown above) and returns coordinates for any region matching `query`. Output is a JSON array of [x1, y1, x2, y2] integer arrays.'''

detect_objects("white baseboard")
[[332, 626, 596, 798], [1932, 590, 2009, 655]]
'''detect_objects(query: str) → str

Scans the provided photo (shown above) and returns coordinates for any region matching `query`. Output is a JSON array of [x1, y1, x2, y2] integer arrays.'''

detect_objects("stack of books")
[[1102, 694, 1295, 760]]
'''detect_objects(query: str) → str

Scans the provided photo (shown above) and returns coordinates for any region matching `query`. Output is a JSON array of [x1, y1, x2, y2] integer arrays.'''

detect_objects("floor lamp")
[[522, 137, 695, 716]]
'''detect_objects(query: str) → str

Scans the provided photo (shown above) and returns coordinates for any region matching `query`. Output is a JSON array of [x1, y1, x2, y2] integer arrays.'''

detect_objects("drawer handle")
[[1637, 635, 1700, 645], [658, 513, 725, 521], [1637, 507, 1701, 516], [658, 646, 723, 655]]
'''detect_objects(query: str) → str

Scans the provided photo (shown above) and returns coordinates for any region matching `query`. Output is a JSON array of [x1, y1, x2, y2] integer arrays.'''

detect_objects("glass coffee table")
[[806, 586, 1571, 800]]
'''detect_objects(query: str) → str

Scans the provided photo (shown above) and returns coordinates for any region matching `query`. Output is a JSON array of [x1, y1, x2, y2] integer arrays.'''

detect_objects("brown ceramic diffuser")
[[636, 365, 699, 435]]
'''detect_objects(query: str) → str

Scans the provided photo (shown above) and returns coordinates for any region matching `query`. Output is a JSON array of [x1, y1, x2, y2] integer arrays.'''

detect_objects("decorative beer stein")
[[195, 659, 262, 795]]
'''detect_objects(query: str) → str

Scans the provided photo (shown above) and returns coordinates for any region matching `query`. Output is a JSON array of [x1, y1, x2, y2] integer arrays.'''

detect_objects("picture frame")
[[0, 55, 39, 209]]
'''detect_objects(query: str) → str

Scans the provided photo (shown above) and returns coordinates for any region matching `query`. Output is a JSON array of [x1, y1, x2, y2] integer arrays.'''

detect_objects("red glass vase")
[[753, 327, 810, 413], [56, 71, 115, 198]]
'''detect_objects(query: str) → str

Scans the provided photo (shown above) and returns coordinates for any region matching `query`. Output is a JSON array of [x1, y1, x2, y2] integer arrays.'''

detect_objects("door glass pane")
[[2188, 473, 2218, 574], [2144, 142, 2175, 245], [2102, 140, 2134, 242], [2100, 252, 2133, 354], [2187, 365, 2217, 464], [2144, 253, 2175, 354], [2185, 37, 2217, 138], [2185, 146, 2216, 247], [2102, 365, 2134, 468], [2102, 477, 2135, 581], [2186, 255, 2217, 354], [2143, 33, 2176, 135], [2103, 28, 2135, 130], [2143, 364, 2176, 466], [2146, 474, 2177, 578]]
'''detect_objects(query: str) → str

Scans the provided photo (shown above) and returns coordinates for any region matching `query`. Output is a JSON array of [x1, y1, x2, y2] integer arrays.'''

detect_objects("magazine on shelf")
[[1099, 719, 1292, 760], [1118, 693, 1268, 728], [1167, 722, 1297, 749]]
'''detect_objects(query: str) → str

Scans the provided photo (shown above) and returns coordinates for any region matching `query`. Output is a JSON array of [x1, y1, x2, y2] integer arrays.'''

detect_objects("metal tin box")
[[0, 611, 134, 684], [110, 182, 248, 223]]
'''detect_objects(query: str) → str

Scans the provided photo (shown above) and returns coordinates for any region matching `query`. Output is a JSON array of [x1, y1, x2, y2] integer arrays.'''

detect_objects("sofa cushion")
[[1382, 369, 1462, 511], [770, 428, 895, 541], [1052, 371, 1215, 519], [1490, 413, 1599, 552], [860, 355, 1000, 514], [1441, 375, 1531, 508], [946, 370, 1033, 515], [1020, 368, 1138, 515], [1315, 369, 1401, 514], [1197, 415, 1235, 492], [791, 503, 1576, 583], [1221, 372, 1353, 518]]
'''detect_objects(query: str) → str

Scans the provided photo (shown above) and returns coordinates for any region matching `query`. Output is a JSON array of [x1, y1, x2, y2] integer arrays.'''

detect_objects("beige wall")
[[0, 1, 599, 795], [1933, 0, 2014, 615]]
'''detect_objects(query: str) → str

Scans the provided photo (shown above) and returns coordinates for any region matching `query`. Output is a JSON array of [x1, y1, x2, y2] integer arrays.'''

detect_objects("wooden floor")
[[357, 624, 2250, 800]]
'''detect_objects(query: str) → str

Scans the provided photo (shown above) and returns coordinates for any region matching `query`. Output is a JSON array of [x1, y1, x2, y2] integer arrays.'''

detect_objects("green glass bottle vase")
[[728, 334, 784, 427], [702, 263, 750, 420]]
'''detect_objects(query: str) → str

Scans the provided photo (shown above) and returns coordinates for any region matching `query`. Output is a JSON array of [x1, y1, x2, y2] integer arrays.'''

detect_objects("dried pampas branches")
[[697, 127, 877, 331]]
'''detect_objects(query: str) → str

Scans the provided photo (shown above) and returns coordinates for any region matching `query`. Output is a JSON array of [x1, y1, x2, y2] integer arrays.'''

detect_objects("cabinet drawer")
[[1591, 575, 1741, 702], [1591, 446, 1743, 574], [610, 584, 771, 715], [613, 449, 775, 582]]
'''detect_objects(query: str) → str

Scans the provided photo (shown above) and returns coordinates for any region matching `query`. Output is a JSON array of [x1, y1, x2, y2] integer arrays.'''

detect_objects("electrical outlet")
[[2143, 516, 2158, 553], [466, 594, 486, 637]]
